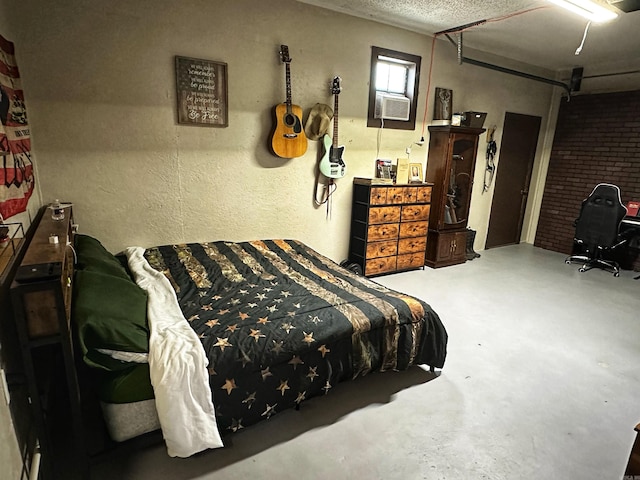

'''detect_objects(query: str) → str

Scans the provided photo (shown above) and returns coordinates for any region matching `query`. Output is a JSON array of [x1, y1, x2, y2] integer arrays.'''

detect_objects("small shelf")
[[0, 221, 25, 274]]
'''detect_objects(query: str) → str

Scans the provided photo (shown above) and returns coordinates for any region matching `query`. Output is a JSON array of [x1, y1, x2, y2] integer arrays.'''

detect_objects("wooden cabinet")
[[626, 422, 640, 476], [10, 206, 87, 480], [349, 179, 432, 277], [433, 230, 467, 265], [424, 125, 485, 268]]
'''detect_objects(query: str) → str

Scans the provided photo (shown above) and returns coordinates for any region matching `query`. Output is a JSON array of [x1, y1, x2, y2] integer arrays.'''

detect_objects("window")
[[367, 47, 421, 130], [376, 57, 409, 94]]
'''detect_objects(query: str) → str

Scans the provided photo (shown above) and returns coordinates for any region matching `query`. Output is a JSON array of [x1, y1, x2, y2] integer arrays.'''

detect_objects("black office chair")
[[565, 183, 628, 276]]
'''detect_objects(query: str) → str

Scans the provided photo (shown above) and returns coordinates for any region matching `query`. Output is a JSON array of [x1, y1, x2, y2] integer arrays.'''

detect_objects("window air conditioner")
[[375, 92, 410, 121]]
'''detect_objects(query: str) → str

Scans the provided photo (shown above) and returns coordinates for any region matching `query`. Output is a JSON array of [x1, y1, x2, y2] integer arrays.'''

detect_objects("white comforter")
[[125, 247, 224, 457]]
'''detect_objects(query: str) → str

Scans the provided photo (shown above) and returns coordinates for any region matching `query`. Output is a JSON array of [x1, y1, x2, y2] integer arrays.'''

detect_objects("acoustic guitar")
[[271, 45, 307, 158], [319, 77, 346, 179]]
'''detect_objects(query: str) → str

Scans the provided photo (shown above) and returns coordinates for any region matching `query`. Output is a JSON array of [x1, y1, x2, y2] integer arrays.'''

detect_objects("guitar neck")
[[332, 92, 339, 148], [285, 62, 292, 113]]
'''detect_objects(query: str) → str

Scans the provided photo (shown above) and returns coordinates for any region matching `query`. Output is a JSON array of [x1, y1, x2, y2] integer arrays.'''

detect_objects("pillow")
[[97, 363, 155, 404], [74, 234, 130, 280], [73, 268, 149, 371]]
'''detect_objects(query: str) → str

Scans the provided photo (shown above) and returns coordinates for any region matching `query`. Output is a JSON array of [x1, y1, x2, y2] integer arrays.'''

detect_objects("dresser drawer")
[[401, 204, 430, 222], [370, 187, 387, 205], [366, 240, 398, 259], [399, 221, 428, 238], [404, 186, 432, 204], [365, 256, 397, 276], [398, 237, 427, 254], [368, 223, 400, 241], [369, 206, 401, 224], [397, 252, 424, 270], [387, 187, 405, 204], [416, 186, 432, 203], [403, 187, 418, 203]]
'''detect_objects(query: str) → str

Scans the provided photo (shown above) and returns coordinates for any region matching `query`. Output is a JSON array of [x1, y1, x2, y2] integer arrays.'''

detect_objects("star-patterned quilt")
[[143, 239, 448, 434]]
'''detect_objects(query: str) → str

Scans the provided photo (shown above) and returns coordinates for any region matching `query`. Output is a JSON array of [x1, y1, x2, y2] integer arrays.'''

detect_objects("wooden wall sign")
[[175, 55, 228, 127]]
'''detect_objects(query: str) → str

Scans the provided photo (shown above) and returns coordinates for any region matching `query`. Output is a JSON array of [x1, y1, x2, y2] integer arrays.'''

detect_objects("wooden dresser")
[[349, 178, 432, 277]]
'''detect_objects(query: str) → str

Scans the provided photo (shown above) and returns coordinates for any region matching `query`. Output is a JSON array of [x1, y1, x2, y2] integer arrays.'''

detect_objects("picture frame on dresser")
[[409, 163, 423, 183]]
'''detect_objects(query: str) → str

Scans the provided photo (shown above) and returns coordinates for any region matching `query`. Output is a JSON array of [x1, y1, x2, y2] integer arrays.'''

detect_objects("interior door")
[[485, 112, 541, 249]]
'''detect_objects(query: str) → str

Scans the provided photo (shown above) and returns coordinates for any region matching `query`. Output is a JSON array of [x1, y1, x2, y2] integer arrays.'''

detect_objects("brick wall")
[[534, 89, 640, 272]]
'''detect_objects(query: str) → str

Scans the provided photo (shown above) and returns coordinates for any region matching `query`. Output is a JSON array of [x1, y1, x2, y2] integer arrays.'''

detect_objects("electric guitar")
[[319, 77, 346, 178], [271, 45, 307, 158]]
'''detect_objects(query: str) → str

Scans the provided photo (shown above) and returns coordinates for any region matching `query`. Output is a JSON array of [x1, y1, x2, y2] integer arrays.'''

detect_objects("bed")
[[71, 235, 448, 457]]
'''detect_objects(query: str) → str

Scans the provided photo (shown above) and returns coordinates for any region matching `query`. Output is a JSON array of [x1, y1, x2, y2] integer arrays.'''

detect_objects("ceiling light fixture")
[[547, 0, 618, 22]]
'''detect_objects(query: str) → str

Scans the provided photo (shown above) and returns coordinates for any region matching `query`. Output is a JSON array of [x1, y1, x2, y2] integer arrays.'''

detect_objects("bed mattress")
[[142, 239, 447, 433], [100, 399, 160, 442], [73, 235, 447, 457]]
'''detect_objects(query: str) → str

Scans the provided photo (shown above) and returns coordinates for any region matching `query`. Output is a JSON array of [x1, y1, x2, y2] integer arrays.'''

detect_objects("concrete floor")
[[90, 244, 640, 480], [0, 367, 22, 480]]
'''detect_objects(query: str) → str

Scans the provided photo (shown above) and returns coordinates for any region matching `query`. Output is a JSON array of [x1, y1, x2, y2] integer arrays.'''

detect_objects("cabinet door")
[[436, 231, 467, 263], [444, 136, 478, 228], [451, 231, 467, 262], [436, 236, 455, 263], [425, 126, 482, 232]]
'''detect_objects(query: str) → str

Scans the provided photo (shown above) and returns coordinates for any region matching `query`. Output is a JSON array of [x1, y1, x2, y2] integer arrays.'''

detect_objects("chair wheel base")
[[566, 253, 621, 277]]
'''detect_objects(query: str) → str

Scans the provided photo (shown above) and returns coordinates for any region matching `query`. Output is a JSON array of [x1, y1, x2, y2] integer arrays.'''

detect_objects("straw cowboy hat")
[[305, 103, 333, 141]]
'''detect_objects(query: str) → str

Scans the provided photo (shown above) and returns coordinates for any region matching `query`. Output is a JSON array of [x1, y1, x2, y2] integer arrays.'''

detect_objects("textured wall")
[[534, 90, 640, 270], [1, 0, 559, 261], [0, 1, 563, 473], [0, 2, 30, 478]]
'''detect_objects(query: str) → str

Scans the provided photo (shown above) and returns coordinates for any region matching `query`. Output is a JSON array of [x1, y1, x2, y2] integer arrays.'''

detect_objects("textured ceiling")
[[295, 0, 640, 76]]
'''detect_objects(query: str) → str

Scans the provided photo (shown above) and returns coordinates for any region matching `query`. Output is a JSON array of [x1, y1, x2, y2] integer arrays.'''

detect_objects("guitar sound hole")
[[284, 113, 296, 127]]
